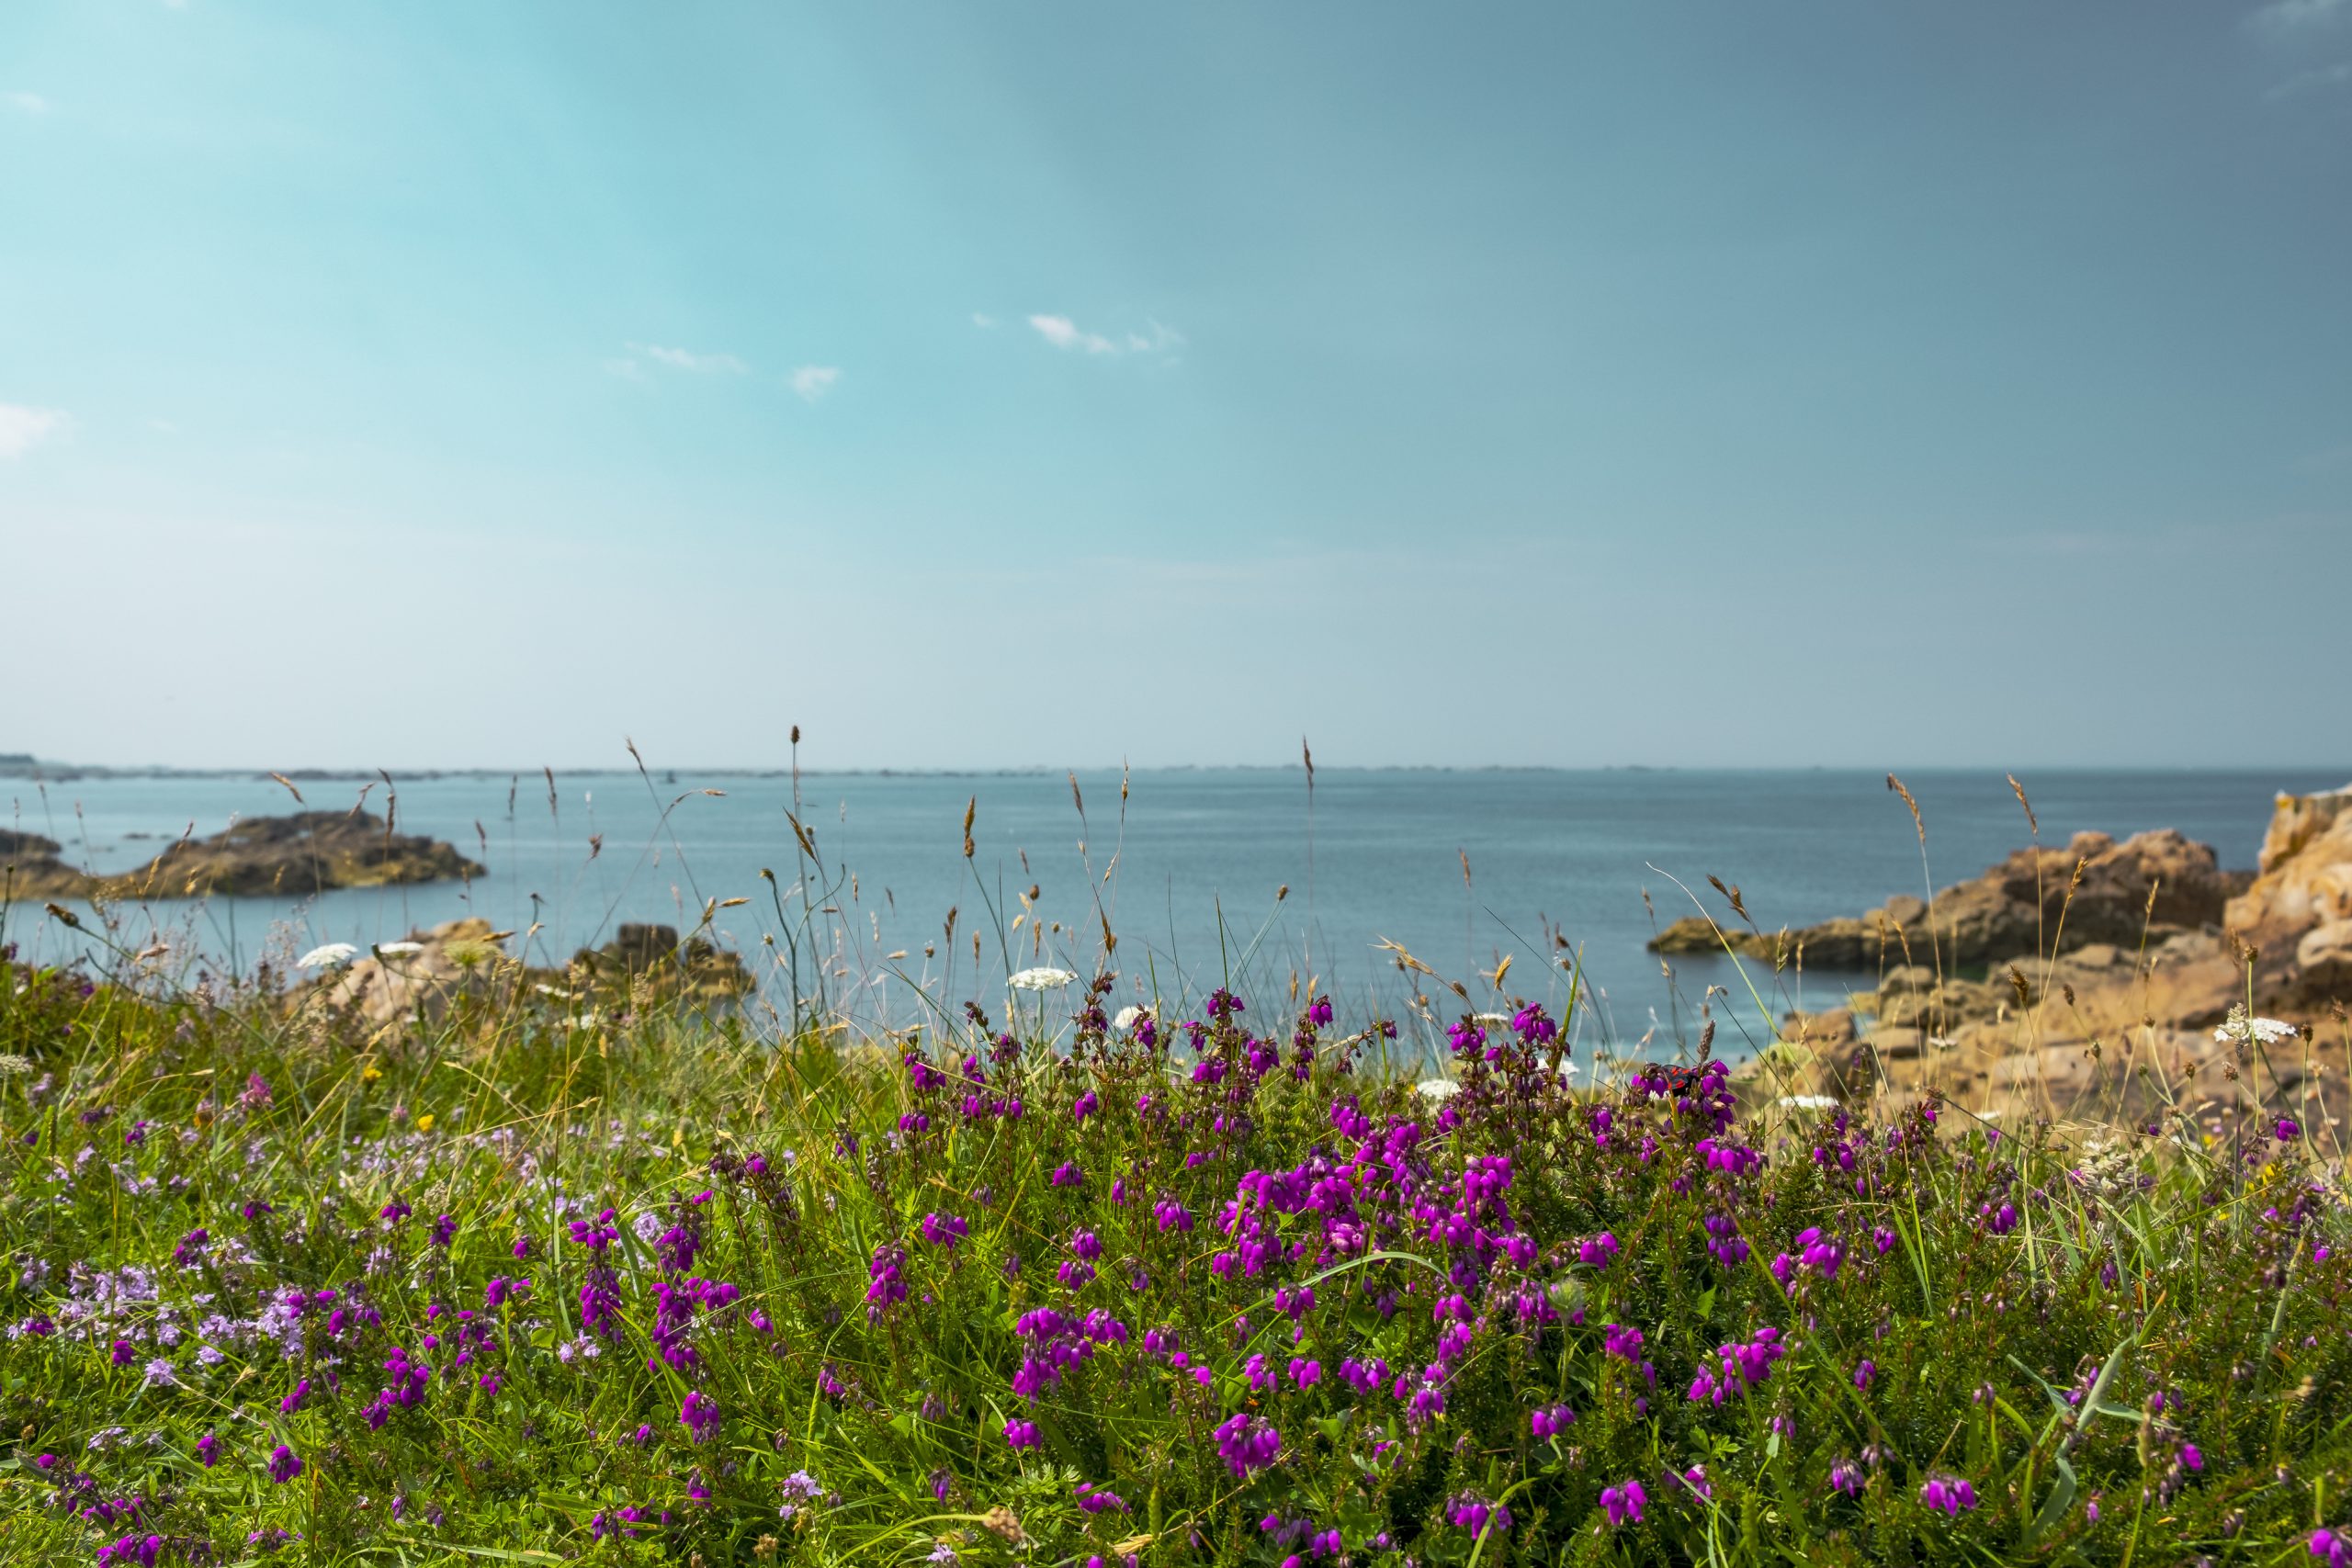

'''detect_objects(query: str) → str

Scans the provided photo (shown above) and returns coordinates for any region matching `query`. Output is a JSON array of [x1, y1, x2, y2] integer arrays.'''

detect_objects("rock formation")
[[565, 923, 754, 1005], [314, 918, 514, 1029], [1, 812, 484, 901], [0, 829, 94, 900], [1653, 829, 2233, 970], [2225, 784, 2352, 1012], [1740, 787, 2352, 1130], [312, 918, 755, 1032]]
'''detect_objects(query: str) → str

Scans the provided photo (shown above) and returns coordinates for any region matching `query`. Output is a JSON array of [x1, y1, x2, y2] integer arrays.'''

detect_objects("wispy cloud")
[[636, 344, 749, 374], [1027, 314, 1183, 357], [2252, 0, 2349, 29], [1029, 314, 1115, 354], [0, 404, 69, 459], [3, 91, 49, 115], [790, 366, 840, 402], [2267, 59, 2352, 96]]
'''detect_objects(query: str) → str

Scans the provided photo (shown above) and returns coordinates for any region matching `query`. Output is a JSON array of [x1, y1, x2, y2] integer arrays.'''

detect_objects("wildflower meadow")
[[5, 933, 2351, 1567]]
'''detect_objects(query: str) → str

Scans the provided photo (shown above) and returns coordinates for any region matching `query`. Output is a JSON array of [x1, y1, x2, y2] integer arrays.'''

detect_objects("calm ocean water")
[[6, 768, 2343, 1055]]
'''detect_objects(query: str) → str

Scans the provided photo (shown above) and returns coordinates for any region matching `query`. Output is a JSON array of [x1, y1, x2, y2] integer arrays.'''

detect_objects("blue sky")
[[3, 1, 2348, 772]]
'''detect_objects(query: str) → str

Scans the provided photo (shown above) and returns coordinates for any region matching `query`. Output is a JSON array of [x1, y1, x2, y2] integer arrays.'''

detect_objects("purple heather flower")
[[1075, 1481, 1129, 1515], [681, 1389, 721, 1443], [1920, 1475, 1977, 1517], [1600, 1480, 1646, 1526], [1003, 1417, 1041, 1450], [429, 1213, 457, 1247], [196, 1432, 219, 1468], [1829, 1457, 1864, 1496], [1213, 1412, 1282, 1477], [267, 1443, 303, 1483], [2313, 1529, 2352, 1568], [1854, 1359, 1876, 1391], [1531, 1403, 1576, 1439], [1449, 1492, 1511, 1535]]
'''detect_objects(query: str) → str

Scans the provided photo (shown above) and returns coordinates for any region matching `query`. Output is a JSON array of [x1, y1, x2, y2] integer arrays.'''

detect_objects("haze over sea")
[[8, 766, 2342, 1057]]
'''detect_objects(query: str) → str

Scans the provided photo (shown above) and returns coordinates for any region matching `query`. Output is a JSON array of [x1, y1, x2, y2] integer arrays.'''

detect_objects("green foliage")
[[2, 954, 2349, 1567]]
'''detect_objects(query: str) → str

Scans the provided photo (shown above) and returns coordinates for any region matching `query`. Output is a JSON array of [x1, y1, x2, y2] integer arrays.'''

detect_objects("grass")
[[4, 788, 2351, 1567]]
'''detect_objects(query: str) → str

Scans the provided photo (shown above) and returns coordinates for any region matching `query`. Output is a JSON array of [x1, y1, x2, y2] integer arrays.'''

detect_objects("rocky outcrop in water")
[[1652, 829, 2234, 970], [1742, 788, 2352, 1129], [1, 812, 483, 901], [0, 829, 94, 900]]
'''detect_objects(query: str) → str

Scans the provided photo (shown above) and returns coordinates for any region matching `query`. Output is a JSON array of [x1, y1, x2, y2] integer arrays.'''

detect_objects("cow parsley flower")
[[296, 943, 359, 971], [1008, 967, 1078, 992], [2215, 1007, 2300, 1048]]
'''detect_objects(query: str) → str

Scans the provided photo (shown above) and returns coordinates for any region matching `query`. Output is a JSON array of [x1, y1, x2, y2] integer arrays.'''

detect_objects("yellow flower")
[[361, 1064, 383, 1084], [415, 1113, 436, 1134]]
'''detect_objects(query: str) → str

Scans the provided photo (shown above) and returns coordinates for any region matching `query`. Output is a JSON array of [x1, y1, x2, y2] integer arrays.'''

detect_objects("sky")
[[3, 1, 2348, 773]]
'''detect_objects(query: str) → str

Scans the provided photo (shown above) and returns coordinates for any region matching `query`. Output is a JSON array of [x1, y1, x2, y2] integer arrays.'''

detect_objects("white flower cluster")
[[2213, 1006, 2301, 1048], [1007, 967, 1078, 992], [297, 943, 359, 971]]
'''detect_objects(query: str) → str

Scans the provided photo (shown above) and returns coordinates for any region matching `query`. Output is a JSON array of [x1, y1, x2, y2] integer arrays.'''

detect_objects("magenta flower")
[[1600, 1480, 1646, 1526], [1213, 1412, 1282, 1477], [1920, 1475, 1977, 1517], [680, 1389, 721, 1443], [267, 1443, 303, 1483]]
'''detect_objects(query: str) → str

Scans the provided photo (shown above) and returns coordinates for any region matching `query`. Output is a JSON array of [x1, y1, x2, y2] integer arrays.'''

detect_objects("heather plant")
[[5, 939, 2352, 1568]]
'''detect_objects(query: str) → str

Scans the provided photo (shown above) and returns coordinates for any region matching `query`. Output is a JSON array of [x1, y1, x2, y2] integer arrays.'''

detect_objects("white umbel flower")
[[1416, 1077, 1461, 1101], [2214, 1006, 2300, 1048], [1777, 1094, 1840, 1111], [1113, 1005, 1156, 1030], [1007, 967, 1078, 992], [375, 940, 425, 957], [297, 943, 359, 970], [0, 1053, 31, 1076]]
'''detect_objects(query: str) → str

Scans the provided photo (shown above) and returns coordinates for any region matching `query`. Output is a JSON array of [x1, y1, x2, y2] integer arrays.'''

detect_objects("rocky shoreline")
[[0, 811, 483, 900], [1711, 784, 2352, 1125], [1651, 826, 2244, 968]]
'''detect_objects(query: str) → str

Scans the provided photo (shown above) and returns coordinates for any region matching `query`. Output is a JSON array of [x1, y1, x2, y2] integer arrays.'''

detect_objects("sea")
[[6, 767, 2343, 1059]]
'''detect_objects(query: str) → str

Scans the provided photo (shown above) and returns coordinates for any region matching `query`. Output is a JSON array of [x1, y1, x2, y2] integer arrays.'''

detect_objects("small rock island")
[[1, 811, 484, 900]]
